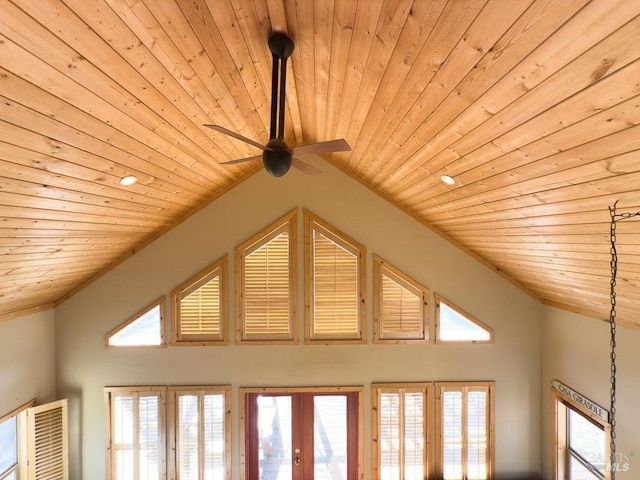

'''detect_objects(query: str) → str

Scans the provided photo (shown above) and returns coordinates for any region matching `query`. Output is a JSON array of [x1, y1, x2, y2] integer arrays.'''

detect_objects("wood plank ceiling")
[[2, 0, 640, 328]]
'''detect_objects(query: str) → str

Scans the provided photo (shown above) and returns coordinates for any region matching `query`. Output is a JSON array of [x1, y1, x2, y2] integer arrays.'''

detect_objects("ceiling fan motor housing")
[[263, 138, 292, 177]]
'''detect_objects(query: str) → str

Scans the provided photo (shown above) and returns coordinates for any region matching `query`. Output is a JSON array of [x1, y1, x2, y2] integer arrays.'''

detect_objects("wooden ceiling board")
[[2, 0, 640, 328]]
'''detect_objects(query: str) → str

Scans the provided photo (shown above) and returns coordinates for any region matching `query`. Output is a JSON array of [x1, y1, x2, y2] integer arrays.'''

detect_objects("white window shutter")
[[27, 399, 68, 480]]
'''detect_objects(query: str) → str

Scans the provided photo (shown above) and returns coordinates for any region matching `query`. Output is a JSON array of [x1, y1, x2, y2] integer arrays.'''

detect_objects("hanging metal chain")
[[608, 203, 640, 476], [608, 204, 618, 477]]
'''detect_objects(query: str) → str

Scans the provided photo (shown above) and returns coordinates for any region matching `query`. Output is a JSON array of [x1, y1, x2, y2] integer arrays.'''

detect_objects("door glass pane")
[[568, 409, 606, 475], [314, 396, 347, 480], [258, 396, 292, 480]]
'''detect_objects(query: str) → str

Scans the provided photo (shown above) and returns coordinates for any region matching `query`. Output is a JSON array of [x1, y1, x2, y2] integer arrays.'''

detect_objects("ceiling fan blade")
[[204, 124, 267, 151], [291, 139, 351, 156], [292, 157, 322, 176], [220, 155, 263, 166]]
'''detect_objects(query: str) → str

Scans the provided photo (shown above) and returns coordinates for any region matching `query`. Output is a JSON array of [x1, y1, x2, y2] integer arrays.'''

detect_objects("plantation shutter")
[[180, 275, 221, 337], [244, 230, 291, 338], [404, 391, 426, 477], [374, 384, 430, 480], [174, 389, 227, 479], [441, 390, 463, 480], [313, 230, 358, 336], [466, 389, 488, 479], [237, 211, 297, 343], [306, 211, 365, 342], [107, 388, 165, 480], [26, 399, 68, 480], [379, 392, 400, 477], [173, 256, 227, 344], [437, 384, 492, 480], [374, 256, 429, 342]]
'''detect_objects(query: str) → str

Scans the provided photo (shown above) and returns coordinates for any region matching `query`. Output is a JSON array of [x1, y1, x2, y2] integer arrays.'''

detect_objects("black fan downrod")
[[264, 33, 295, 177]]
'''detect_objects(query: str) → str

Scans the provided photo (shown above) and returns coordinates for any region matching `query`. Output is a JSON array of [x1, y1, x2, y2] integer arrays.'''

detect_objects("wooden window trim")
[[236, 210, 298, 345], [171, 256, 229, 346], [0, 399, 36, 425], [435, 381, 495, 480], [169, 386, 232, 480], [373, 256, 429, 344], [552, 385, 611, 480], [105, 297, 166, 349], [104, 386, 167, 480], [434, 294, 494, 344], [304, 210, 366, 344], [372, 383, 433, 480]]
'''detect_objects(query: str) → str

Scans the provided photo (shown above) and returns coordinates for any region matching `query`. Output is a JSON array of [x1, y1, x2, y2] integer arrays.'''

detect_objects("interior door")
[[244, 390, 359, 480]]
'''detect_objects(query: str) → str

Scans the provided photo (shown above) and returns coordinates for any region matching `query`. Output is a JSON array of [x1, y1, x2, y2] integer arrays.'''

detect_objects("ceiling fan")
[[205, 33, 351, 177]]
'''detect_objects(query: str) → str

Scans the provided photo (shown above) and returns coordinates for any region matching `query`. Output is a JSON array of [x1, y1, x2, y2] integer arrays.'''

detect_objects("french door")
[[244, 389, 360, 480]]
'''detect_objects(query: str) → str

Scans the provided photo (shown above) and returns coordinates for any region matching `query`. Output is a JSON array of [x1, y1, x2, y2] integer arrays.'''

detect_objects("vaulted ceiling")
[[2, 0, 640, 328]]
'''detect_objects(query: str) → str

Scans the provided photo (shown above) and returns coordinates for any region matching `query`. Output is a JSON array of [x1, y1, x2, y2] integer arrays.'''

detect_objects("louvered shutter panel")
[[466, 389, 488, 479], [177, 394, 199, 478], [438, 384, 492, 480], [108, 389, 164, 480], [175, 391, 226, 479], [180, 275, 221, 337], [312, 230, 359, 338], [381, 273, 423, 339], [244, 230, 291, 339], [442, 390, 463, 480], [27, 399, 68, 480], [203, 393, 225, 477], [379, 392, 400, 478], [403, 391, 425, 477], [173, 257, 227, 344]]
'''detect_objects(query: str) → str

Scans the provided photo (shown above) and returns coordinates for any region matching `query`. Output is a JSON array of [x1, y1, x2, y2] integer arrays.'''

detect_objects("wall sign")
[[552, 379, 610, 423]]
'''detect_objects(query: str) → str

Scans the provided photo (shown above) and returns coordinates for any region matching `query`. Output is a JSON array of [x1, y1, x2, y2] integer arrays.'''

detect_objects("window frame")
[[372, 383, 432, 480], [104, 386, 166, 480], [168, 386, 231, 480], [552, 384, 611, 480], [0, 400, 34, 480], [105, 297, 166, 349], [373, 256, 429, 343], [236, 210, 298, 345], [435, 381, 495, 480], [434, 294, 494, 344], [304, 210, 366, 344], [171, 255, 229, 346]]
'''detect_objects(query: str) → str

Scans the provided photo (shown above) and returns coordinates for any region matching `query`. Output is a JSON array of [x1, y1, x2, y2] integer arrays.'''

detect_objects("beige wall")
[[55, 159, 543, 479], [541, 306, 640, 479], [0, 310, 56, 416]]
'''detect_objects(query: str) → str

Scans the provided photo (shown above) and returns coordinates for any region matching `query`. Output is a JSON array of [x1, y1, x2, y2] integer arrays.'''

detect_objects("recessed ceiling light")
[[440, 174, 455, 185], [119, 175, 138, 186]]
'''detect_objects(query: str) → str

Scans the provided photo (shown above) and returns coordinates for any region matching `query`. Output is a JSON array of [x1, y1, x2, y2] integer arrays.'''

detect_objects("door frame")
[[240, 386, 364, 480]]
